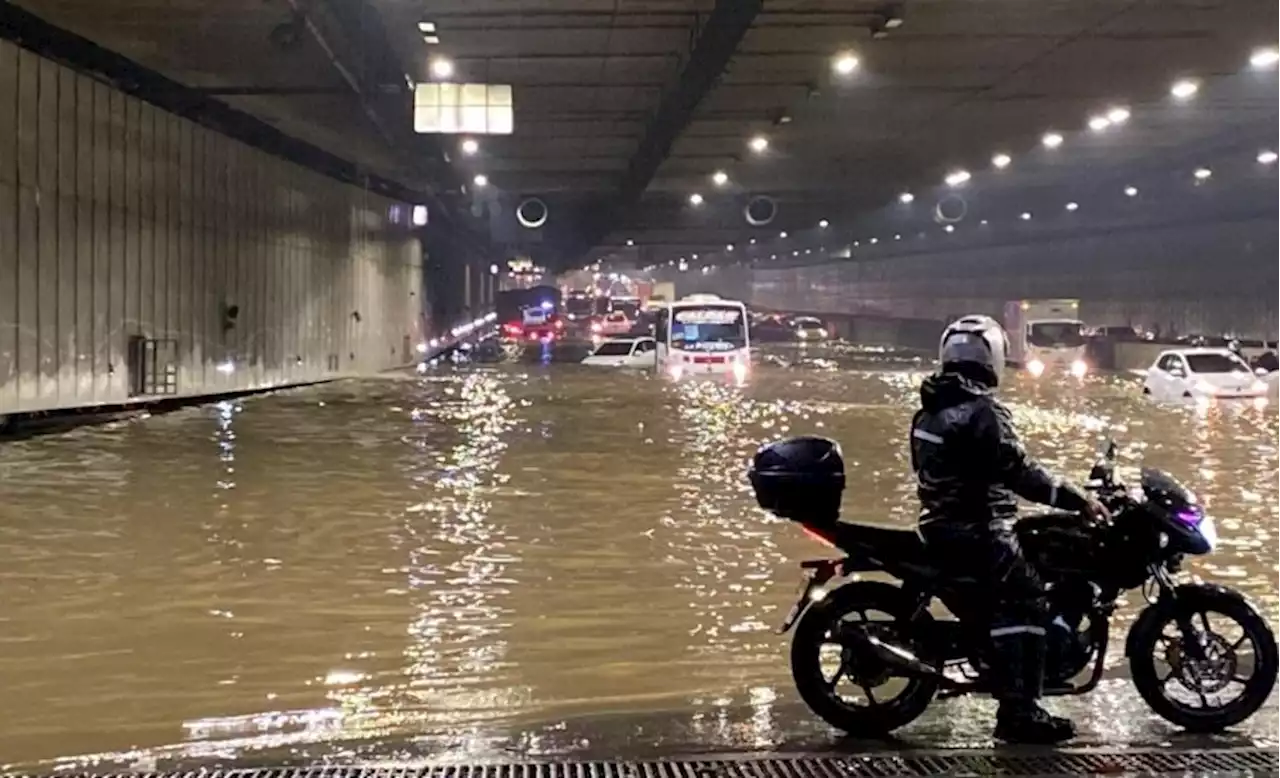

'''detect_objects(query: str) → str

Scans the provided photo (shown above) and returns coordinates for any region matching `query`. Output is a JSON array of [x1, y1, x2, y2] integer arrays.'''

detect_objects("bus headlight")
[[1027, 359, 1046, 377], [732, 360, 748, 385], [1070, 359, 1088, 378], [668, 364, 684, 381]]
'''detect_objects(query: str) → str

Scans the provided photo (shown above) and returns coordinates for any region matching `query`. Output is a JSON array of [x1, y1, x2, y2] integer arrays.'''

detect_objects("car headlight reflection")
[[1027, 359, 1046, 377]]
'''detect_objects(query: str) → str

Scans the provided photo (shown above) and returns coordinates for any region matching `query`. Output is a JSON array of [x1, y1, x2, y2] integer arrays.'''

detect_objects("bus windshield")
[[670, 305, 747, 351], [1029, 320, 1085, 348]]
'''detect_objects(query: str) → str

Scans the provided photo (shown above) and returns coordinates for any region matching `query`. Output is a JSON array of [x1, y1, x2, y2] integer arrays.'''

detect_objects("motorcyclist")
[[909, 315, 1110, 744]]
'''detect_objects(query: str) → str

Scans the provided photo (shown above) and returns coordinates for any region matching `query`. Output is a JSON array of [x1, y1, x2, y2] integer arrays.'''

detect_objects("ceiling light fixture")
[[898, 191, 915, 204], [460, 138, 479, 155], [833, 52, 860, 75], [1193, 167, 1212, 180], [1250, 47, 1280, 69], [472, 173, 488, 187], [1042, 132, 1064, 149], [1106, 106, 1131, 124], [869, 237, 879, 244], [726, 244, 734, 251], [749, 238, 757, 244], [749, 135, 769, 153], [894, 234, 901, 240], [1088, 115, 1111, 132], [1124, 185, 1139, 197], [1170, 79, 1199, 99], [1019, 211, 1033, 221], [779, 230, 788, 238], [1065, 201, 1079, 211], [712, 170, 729, 186], [418, 21, 437, 33], [944, 224, 955, 233], [819, 219, 830, 228], [945, 169, 972, 187], [689, 193, 704, 206], [423, 35, 440, 45], [1258, 149, 1279, 165], [626, 239, 635, 246], [992, 152, 1012, 169], [430, 57, 455, 79]]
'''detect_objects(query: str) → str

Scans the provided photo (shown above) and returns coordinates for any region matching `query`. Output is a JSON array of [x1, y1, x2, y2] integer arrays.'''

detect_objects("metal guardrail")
[[51, 749, 1279, 778]]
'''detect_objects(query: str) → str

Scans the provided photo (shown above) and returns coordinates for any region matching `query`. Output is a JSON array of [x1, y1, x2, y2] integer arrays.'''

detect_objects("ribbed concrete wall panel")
[[0, 39, 425, 415]]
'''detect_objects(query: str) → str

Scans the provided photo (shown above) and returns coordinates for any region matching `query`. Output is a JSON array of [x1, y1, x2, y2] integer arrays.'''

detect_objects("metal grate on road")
[[44, 749, 1279, 778]]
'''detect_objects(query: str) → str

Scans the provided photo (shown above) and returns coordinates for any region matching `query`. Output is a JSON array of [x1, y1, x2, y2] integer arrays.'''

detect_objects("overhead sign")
[[414, 83, 514, 135]]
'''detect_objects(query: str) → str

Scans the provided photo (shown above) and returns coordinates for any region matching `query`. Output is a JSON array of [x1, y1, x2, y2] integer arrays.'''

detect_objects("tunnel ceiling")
[[11, 0, 1278, 268]]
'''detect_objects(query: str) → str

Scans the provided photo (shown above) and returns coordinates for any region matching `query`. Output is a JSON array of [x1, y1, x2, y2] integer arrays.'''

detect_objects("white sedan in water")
[[1142, 348, 1269, 401], [581, 337, 656, 369]]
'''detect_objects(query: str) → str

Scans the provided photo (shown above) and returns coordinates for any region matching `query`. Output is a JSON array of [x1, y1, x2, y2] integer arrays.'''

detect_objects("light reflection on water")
[[0, 350, 1274, 769]]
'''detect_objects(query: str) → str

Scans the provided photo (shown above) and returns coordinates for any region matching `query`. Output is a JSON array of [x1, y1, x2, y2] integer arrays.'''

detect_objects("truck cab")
[[1004, 300, 1089, 378]]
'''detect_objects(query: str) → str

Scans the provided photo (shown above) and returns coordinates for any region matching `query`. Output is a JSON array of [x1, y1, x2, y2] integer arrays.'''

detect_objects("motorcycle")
[[748, 437, 1278, 735]]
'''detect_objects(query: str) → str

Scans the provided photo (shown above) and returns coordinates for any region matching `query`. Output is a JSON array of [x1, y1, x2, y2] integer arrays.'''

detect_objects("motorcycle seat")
[[832, 521, 928, 567]]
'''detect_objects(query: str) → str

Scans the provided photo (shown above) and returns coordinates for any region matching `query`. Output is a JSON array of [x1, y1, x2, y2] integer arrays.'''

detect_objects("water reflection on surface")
[[0, 345, 1275, 769]]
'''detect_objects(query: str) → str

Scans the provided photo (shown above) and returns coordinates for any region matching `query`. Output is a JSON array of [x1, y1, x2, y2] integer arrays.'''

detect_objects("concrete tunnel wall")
[[679, 215, 1278, 343], [0, 40, 427, 416]]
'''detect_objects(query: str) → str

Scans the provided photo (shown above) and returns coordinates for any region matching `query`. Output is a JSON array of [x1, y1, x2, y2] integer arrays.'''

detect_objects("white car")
[[793, 317, 829, 341], [595, 311, 634, 337], [581, 337, 656, 369], [1142, 348, 1269, 401]]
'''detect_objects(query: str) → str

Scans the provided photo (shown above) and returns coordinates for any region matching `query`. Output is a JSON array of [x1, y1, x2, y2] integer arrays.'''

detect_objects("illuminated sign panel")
[[413, 83, 514, 135], [675, 307, 743, 325]]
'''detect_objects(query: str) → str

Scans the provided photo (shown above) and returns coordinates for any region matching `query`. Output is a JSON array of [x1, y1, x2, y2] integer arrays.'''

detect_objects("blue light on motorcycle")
[[1176, 508, 1219, 552]]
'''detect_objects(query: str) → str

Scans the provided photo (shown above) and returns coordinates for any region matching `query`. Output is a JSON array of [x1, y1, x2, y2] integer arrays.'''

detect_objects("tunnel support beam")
[[581, 0, 762, 255]]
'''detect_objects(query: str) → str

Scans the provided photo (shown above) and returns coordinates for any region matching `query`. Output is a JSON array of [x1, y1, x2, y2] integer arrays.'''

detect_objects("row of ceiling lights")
[[653, 44, 1278, 257]]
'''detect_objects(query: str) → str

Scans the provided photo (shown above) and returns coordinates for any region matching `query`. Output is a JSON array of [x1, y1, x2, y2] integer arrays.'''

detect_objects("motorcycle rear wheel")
[[790, 581, 939, 735], [1128, 586, 1278, 732]]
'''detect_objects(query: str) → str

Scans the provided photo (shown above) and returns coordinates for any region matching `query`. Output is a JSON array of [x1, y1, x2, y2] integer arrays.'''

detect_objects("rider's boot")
[[990, 629, 1077, 745]]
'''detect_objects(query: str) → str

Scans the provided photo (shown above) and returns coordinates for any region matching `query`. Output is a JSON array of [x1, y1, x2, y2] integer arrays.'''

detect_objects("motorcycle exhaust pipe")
[[848, 629, 941, 679]]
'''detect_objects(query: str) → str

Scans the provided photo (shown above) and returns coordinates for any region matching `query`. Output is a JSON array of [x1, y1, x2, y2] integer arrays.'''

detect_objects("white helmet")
[[939, 315, 1008, 387]]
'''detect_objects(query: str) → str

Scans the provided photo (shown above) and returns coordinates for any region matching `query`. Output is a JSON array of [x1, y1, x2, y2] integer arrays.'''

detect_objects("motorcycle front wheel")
[[790, 580, 939, 735], [1128, 585, 1278, 732]]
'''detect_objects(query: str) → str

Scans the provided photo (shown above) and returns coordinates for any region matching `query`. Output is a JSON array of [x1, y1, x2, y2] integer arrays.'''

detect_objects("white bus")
[[655, 294, 751, 384]]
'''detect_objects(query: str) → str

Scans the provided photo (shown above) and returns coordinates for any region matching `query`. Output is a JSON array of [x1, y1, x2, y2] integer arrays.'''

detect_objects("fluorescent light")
[[1106, 106, 1131, 124], [626, 239, 635, 246], [749, 135, 769, 153], [688, 193, 704, 206], [1124, 185, 1139, 197], [418, 21, 436, 33], [412, 205, 428, 226], [472, 173, 488, 187], [1250, 48, 1279, 69], [992, 153, 1012, 169], [726, 244, 734, 251], [1042, 132, 1064, 149], [1065, 201, 1079, 211], [460, 138, 479, 155], [884, 16, 904, 29], [1088, 115, 1111, 132], [430, 57, 454, 79], [944, 224, 955, 233], [1193, 167, 1212, 180], [898, 191, 914, 203], [1170, 79, 1198, 99], [869, 237, 878, 244], [1258, 150, 1278, 165], [894, 234, 901, 240], [819, 219, 830, 228], [779, 230, 788, 238], [833, 53, 859, 75], [712, 170, 729, 186], [423, 35, 440, 45], [749, 238, 756, 244], [1020, 211, 1032, 220], [945, 169, 971, 187]]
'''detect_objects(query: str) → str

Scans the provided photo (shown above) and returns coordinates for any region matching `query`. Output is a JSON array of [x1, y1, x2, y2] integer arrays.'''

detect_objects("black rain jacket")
[[910, 371, 1089, 531]]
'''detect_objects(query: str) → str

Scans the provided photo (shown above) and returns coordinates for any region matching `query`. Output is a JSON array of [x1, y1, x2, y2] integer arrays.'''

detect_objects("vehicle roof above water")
[[1158, 347, 1245, 359]]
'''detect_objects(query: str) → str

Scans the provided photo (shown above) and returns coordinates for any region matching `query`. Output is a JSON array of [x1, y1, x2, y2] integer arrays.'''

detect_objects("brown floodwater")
[[0, 343, 1275, 770]]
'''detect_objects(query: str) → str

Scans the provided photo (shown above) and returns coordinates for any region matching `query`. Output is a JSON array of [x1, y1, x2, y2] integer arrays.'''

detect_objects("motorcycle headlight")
[[1027, 359, 1045, 377], [1070, 359, 1088, 378]]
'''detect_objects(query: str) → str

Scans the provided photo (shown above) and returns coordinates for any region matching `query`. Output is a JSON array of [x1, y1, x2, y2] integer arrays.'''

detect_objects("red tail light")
[[802, 524, 836, 548], [503, 322, 523, 336]]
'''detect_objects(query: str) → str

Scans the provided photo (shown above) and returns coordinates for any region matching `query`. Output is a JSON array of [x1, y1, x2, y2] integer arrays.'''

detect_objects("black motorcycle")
[[748, 437, 1278, 735]]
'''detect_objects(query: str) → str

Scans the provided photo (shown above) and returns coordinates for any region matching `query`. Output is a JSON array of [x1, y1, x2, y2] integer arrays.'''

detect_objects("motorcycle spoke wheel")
[[1151, 610, 1256, 711], [818, 608, 913, 709], [1130, 591, 1278, 732]]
